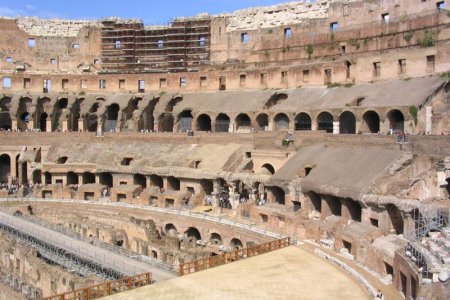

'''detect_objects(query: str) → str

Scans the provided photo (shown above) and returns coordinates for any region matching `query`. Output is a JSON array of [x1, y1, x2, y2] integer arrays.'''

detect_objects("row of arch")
[[0, 95, 406, 133]]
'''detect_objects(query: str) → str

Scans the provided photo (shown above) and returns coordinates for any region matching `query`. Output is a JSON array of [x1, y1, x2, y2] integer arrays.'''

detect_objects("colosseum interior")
[[0, 0, 450, 299]]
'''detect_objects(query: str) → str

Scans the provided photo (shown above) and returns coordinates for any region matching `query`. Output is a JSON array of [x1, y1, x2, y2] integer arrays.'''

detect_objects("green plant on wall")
[[350, 39, 360, 50], [409, 105, 418, 126], [403, 32, 413, 43], [306, 45, 314, 60], [418, 30, 435, 48]]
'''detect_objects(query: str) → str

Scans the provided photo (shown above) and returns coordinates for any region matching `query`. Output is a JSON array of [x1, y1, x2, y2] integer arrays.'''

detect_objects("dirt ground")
[[105, 246, 371, 300]]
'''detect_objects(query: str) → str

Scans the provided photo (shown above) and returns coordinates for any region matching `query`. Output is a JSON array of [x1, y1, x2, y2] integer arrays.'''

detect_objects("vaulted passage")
[[0, 154, 11, 182], [150, 175, 163, 188], [196, 114, 211, 131], [267, 186, 285, 205], [185, 227, 201, 242], [178, 110, 193, 132], [339, 111, 356, 134], [215, 113, 230, 132], [317, 112, 333, 133], [386, 204, 404, 235], [99, 172, 113, 187], [0, 97, 12, 130], [274, 113, 289, 131], [52, 98, 68, 131], [295, 113, 311, 130], [158, 113, 174, 132], [67, 172, 79, 185], [256, 113, 269, 131], [69, 98, 84, 131], [133, 174, 147, 188], [387, 109, 405, 132], [362, 110, 380, 133], [82, 172, 95, 184], [17, 97, 32, 131], [104, 104, 120, 132], [235, 113, 251, 132]]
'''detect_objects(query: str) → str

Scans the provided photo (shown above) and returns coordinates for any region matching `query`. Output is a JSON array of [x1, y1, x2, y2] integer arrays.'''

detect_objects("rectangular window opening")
[[284, 28, 292, 38], [382, 13, 390, 23], [426, 55, 435, 71], [330, 22, 339, 32], [199, 36, 206, 46], [239, 74, 246, 87], [303, 69, 310, 82], [241, 33, 249, 44], [28, 38, 36, 48], [115, 40, 121, 49], [200, 76, 207, 87], [62, 79, 69, 90], [159, 78, 167, 88], [43, 79, 51, 93], [99, 79, 106, 89], [80, 80, 87, 89], [119, 79, 125, 89], [180, 77, 187, 88], [398, 59, 406, 74], [3, 77, 11, 89], [260, 73, 267, 85], [138, 80, 145, 92], [158, 40, 164, 48], [373, 62, 381, 77], [23, 78, 31, 89]]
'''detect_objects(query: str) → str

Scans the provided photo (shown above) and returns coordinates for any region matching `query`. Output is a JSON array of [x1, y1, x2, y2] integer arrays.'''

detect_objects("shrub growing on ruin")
[[409, 106, 418, 126]]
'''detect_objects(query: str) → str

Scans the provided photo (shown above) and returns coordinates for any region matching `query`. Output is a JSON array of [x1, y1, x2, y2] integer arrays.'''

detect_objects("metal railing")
[[42, 272, 151, 300], [178, 237, 290, 276]]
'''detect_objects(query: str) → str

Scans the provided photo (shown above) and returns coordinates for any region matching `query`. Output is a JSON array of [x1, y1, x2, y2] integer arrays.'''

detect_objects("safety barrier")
[[179, 237, 290, 276], [42, 272, 151, 300]]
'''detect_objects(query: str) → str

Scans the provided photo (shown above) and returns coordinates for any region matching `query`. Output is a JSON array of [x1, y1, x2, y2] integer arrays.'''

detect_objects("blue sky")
[[0, 0, 298, 24]]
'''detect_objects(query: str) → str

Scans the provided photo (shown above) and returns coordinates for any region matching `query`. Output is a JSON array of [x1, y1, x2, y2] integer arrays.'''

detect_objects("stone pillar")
[[61, 120, 68, 132], [211, 121, 216, 133], [46, 120, 52, 132], [229, 122, 235, 133], [311, 120, 317, 131], [403, 212, 415, 237], [320, 196, 331, 220], [95, 174, 100, 184], [333, 121, 340, 134], [154, 120, 159, 132], [340, 199, 350, 223], [78, 119, 84, 132], [11, 119, 18, 131], [355, 120, 362, 134], [425, 106, 432, 134], [78, 175, 83, 185]]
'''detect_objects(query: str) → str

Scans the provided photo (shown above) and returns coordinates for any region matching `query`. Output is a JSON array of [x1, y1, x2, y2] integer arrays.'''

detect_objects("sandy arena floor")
[[105, 246, 371, 300]]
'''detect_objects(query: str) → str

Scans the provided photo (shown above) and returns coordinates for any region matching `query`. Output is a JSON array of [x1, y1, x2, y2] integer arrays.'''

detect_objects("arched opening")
[[99, 172, 113, 187], [69, 98, 84, 132], [17, 97, 32, 131], [317, 112, 334, 133], [215, 113, 230, 132], [167, 176, 180, 191], [362, 111, 380, 133], [196, 114, 211, 131], [0, 154, 11, 182], [150, 175, 163, 188], [185, 227, 201, 242], [67, 172, 79, 185], [295, 113, 312, 131], [274, 113, 289, 131], [32, 170, 42, 184], [255, 113, 269, 131], [235, 113, 251, 132], [104, 103, 120, 132], [89, 102, 99, 113], [86, 114, 98, 132], [15, 154, 19, 179], [158, 113, 174, 132], [210, 233, 223, 245], [387, 109, 404, 132], [306, 191, 321, 213], [230, 238, 243, 250], [0, 97, 12, 130], [133, 174, 147, 188], [82, 172, 95, 184], [39, 112, 48, 132], [138, 99, 157, 132], [165, 224, 178, 237], [446, 178, 450, 198], [339, 111, 356, 134], [386, 204, 404, 235], [178, 110, 193, 132], [261, 163, 275, 175], [346, 198, 361, 222], [200, 179, 213, 195], [56, 156, 68, 164], [44, 172, 52, 185], [327, 196, 342, 216], [267, 186, 285, 205], [52, 98, 68, 131], [21, 162, 28, 184]]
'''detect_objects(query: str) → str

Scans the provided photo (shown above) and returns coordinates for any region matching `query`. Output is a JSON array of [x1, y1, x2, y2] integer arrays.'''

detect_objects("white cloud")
[[0, 6, 25, 16]]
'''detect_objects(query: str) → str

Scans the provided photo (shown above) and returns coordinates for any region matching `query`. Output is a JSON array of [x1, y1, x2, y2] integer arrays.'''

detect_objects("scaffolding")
[[101, 17, 211, 73]]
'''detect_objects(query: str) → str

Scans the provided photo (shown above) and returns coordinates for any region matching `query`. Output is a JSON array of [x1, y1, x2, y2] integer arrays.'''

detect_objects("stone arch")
[[158, 113, 174, 132], [306, 191, 321, 213], [195, 114, 212, 132], [17, 97, 32, 131], [150, 174, 163, 188], [215, 113, 230, 132], [0, 97, 12, 130], [178, 110, 193, 132], [32, 169, 42, 184], [387, 109, 404, 132], [185, 227, 201, 241], [327, 196, 342, 216], [51, 98, 68, 131], [82, 172, 95, 184], [230, 238, 243, 250], [133, 174, 147, 188], [210, 233, 223, 245], [386, 204, 404, 235], [261, 163, 275, 175], [99, 172, 113, 188], [86, 114, 98, 132], [67, 172, 79, 185], [362, 110, 380, 133], [104, 103, 120, 132], [39, 112, 48, 132], [165, 223, 178, 237], [235, 113, 251, 132], [346, 198, 362, 222], [295, 112, 312, 130], [200, 179, 213, 195], [317, 112, 334, 133], [0, 154, 11, 182], [255, 113, 269, 131], [167, 176, 180, 191], [339, 111, 356, 134], [36, 97, 51, 132], [69, 98, 84, 132], [267, 186, 285, 205], [274, 113, 289, 131]]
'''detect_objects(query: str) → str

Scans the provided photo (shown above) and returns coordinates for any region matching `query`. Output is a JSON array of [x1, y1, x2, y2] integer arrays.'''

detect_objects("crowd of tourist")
[[0, 181, 35, 195]]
